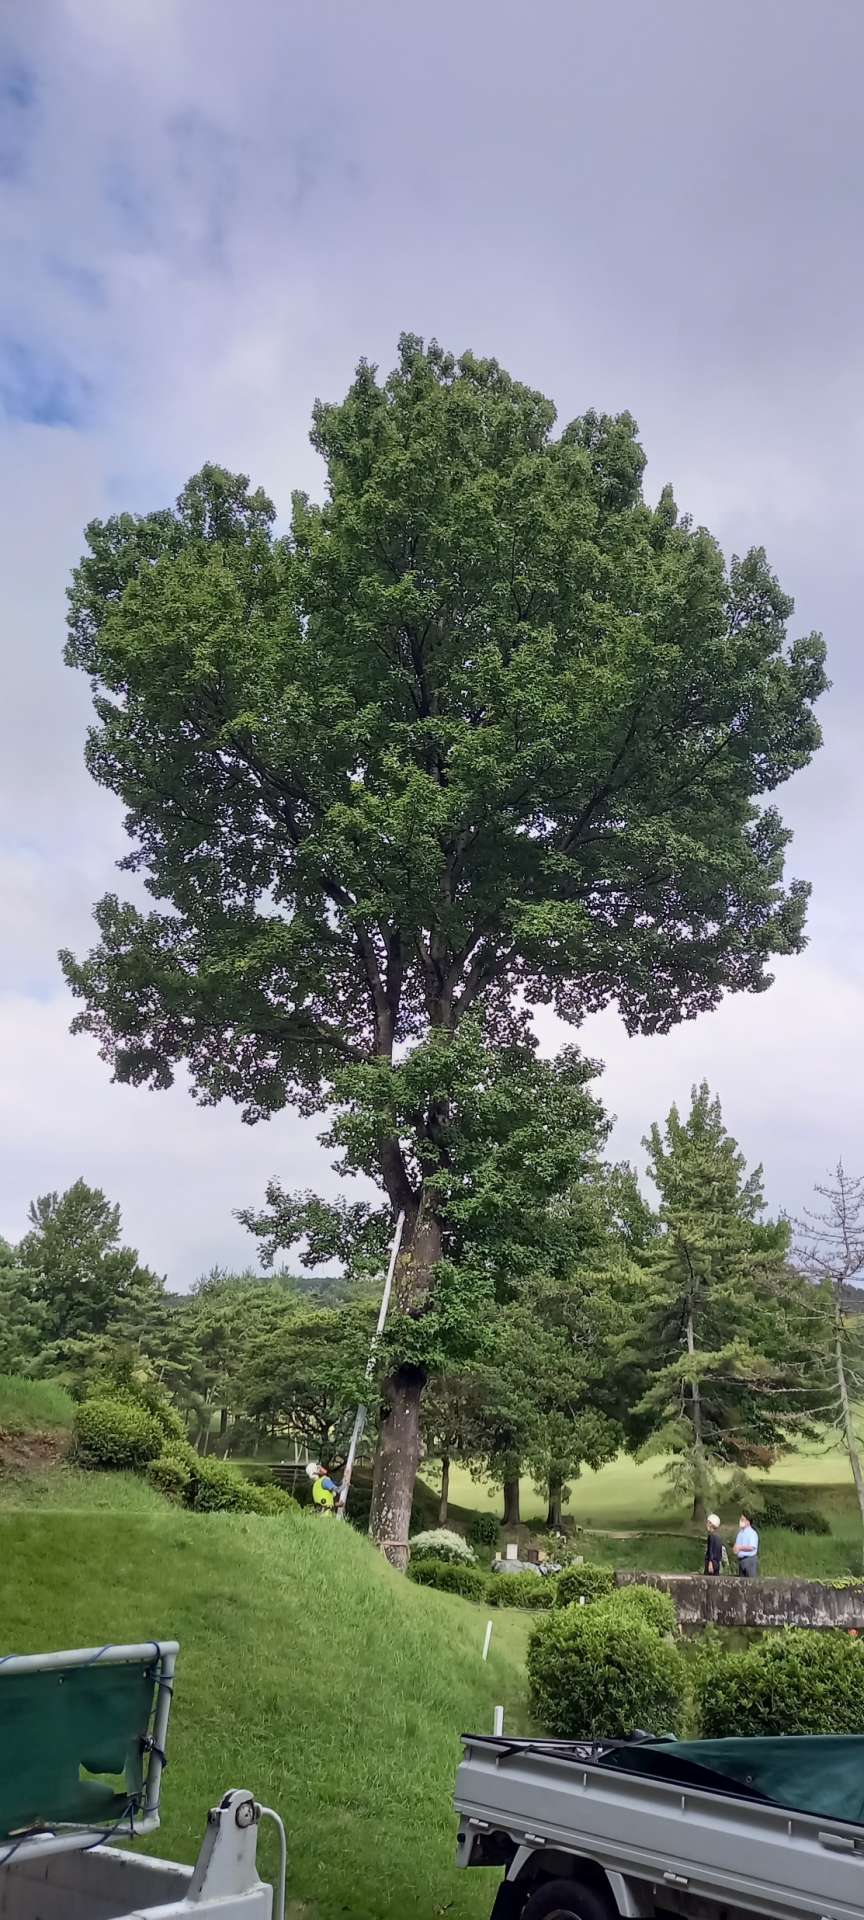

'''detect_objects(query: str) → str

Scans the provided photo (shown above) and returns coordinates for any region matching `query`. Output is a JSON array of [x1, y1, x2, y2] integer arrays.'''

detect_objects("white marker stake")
[[493, 1705, 504, 1737], [482, 1619, 493, 1662]]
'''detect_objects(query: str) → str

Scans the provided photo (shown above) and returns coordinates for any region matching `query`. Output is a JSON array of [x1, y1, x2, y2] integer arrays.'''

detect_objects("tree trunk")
[[438, 1454, 450, 1525], [546, 1473, 563, 1531], [836, 1317, 864, 1568], [369, 1207, 441, 1568], [503, 1474, 521, 1528], [369, 1365, 425, 1570], [685, 1309, 708, 1526]]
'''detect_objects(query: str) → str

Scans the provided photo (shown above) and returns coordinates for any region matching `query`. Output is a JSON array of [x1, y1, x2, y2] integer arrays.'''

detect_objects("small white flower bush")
[[409, 1526, 476, 1565]]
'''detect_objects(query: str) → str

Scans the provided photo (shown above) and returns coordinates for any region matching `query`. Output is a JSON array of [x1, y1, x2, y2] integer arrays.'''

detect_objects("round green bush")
[[186, 1456, 264, 1513], [147, 1453, 192, 1501], [489, 1573, 556, 1610], [467, 1512, 500, 1549], [600, 1585, 678, 1636], [153, 1400, 188, 1445], [409, 1527, 476, 1566], [788, 1507, 831, 1536], [528, 1607, 687, 1740], [758, 1497, 790, 1529], [74, 1396, 163, 1471], [242, 1481, 300, 1517], [555, 1562, 615, 1608], [696, 1630, 864, 1738], [408, 1560, 490, 1601]]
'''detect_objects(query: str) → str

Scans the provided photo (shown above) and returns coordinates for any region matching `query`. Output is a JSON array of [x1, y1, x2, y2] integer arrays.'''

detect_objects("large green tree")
[[61, 336, 826, 1561], [633, 1084, 809, 1520], [19, 1179, 164, 1348], [0, 1239, 47, 1375]]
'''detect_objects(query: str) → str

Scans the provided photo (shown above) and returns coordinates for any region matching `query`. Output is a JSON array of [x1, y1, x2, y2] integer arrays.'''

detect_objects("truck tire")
[[519, 1879, 614, 1920]]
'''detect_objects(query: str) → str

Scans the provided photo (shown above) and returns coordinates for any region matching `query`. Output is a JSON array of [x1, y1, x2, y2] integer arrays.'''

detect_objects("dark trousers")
[[738, 1557, 759, 1577]]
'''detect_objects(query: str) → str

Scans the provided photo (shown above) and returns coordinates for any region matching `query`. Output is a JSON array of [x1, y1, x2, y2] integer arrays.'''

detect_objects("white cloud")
[[0, 991, 339, 1284], [561, 947, 864, 1218], [1, 0, 863, 1278]]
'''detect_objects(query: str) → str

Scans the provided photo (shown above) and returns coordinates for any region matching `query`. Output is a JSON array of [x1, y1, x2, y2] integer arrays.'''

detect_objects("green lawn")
[[0, 1465, 168, 1511], [0, 1503, 530, 1920], [0, 1372, 74, 1432], [440, 1439, 857, 1533]]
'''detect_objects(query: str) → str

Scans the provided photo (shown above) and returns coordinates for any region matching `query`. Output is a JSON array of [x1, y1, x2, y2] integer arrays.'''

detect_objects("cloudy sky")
[[1, 0, 862, 1286]]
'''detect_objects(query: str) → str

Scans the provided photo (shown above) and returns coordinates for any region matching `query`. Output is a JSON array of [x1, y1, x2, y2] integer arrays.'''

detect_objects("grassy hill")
[[0, 1372, 74, 1433], [0, 1501, 531, 1920]]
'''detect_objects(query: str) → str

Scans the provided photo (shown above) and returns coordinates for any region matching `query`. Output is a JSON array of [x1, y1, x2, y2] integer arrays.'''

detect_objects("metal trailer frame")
[[454, 1735, 864, 1920], [0, 1642, 178, 1870]]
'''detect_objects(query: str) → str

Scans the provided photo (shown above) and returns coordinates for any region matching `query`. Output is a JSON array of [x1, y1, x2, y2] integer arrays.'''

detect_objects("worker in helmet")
[[307, 1463, 341, 1513]]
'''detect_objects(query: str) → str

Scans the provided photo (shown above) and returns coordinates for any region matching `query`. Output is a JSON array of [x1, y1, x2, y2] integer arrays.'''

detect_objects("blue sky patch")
[[1, 56, 36, 111], [0, 339, 95, 428], [49, 258, 106, 308]]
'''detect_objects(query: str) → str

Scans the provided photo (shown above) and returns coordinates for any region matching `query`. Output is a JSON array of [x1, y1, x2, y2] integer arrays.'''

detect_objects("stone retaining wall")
[[615, 1570, 864, 1629]]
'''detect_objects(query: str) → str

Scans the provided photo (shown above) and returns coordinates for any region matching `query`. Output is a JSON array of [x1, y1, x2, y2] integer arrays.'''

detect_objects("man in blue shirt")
[[733, 1510, 760, 1577]]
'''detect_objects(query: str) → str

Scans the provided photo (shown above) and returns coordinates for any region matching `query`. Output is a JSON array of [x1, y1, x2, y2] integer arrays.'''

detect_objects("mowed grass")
[[441, 1436, 858, 1533], [0, 1506, 530, 1920], [0, 1372, 74, 1432], [0, 1465, 167, 1511]]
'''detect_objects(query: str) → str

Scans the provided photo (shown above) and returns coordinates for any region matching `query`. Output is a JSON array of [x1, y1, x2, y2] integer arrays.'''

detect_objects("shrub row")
[[73, 1397, 299, 1519], [695, 1629, 864, 1736], [757, 1498, 831, 1536], [407, 1560, 556, 1608]]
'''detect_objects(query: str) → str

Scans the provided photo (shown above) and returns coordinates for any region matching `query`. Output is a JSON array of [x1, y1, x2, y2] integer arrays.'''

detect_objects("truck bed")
[[454, 1735, 864, 1920]]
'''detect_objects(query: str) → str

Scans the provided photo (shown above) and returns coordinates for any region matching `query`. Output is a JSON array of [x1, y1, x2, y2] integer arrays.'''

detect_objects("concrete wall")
[[615, 1570, 864, 1629]]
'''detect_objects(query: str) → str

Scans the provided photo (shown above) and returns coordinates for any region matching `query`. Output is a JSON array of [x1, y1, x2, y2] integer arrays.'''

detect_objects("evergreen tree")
[[18, 1180, 164, 1346], [634, 1083, 803, 1521]]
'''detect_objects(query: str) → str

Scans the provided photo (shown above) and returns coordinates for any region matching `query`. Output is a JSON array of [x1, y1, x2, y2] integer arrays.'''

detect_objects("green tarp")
[[0, 1659, 156, 1841], [601, 1736, 864, 1826]]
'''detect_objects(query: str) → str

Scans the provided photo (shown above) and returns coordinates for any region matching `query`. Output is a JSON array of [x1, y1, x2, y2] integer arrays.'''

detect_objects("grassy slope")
[[0, 1373, 74, 1432], [0, 1465, 168, 1510], [0, 1505, 529, 1920]]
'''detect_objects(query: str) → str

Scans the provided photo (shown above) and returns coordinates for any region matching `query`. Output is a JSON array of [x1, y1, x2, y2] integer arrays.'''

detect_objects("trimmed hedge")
[[74, 1397, 164, 1471], [145, 1445, 298, 1516], [153, 1400, 188, 1445], [528, 1607, 688, 1740], [467, 1511, 500, 1549], [601, 1585, 677, 1636], [147, 1452, 192, 1501], [408, 1560, 490, 1600], [409, 1527, 476, 1566], [786, 1507, 831, 1536], [696, 1629, 864, 1737], [489, 1573, 555, 1610], [555, 1562, 615, 1608], [757, 1497, 831, 1536]]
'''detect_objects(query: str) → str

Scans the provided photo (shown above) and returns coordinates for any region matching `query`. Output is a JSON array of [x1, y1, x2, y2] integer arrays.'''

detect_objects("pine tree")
[[634, 1083, 803, 1522]]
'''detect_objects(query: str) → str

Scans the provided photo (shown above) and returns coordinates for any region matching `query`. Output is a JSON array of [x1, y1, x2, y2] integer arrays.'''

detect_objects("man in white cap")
[[704, 1512, 724, 1576]]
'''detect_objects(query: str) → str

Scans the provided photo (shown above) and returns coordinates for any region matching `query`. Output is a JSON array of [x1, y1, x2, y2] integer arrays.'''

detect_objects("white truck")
[[454, 1730, 864, 1920], [0, 1642, 285, 1920]]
